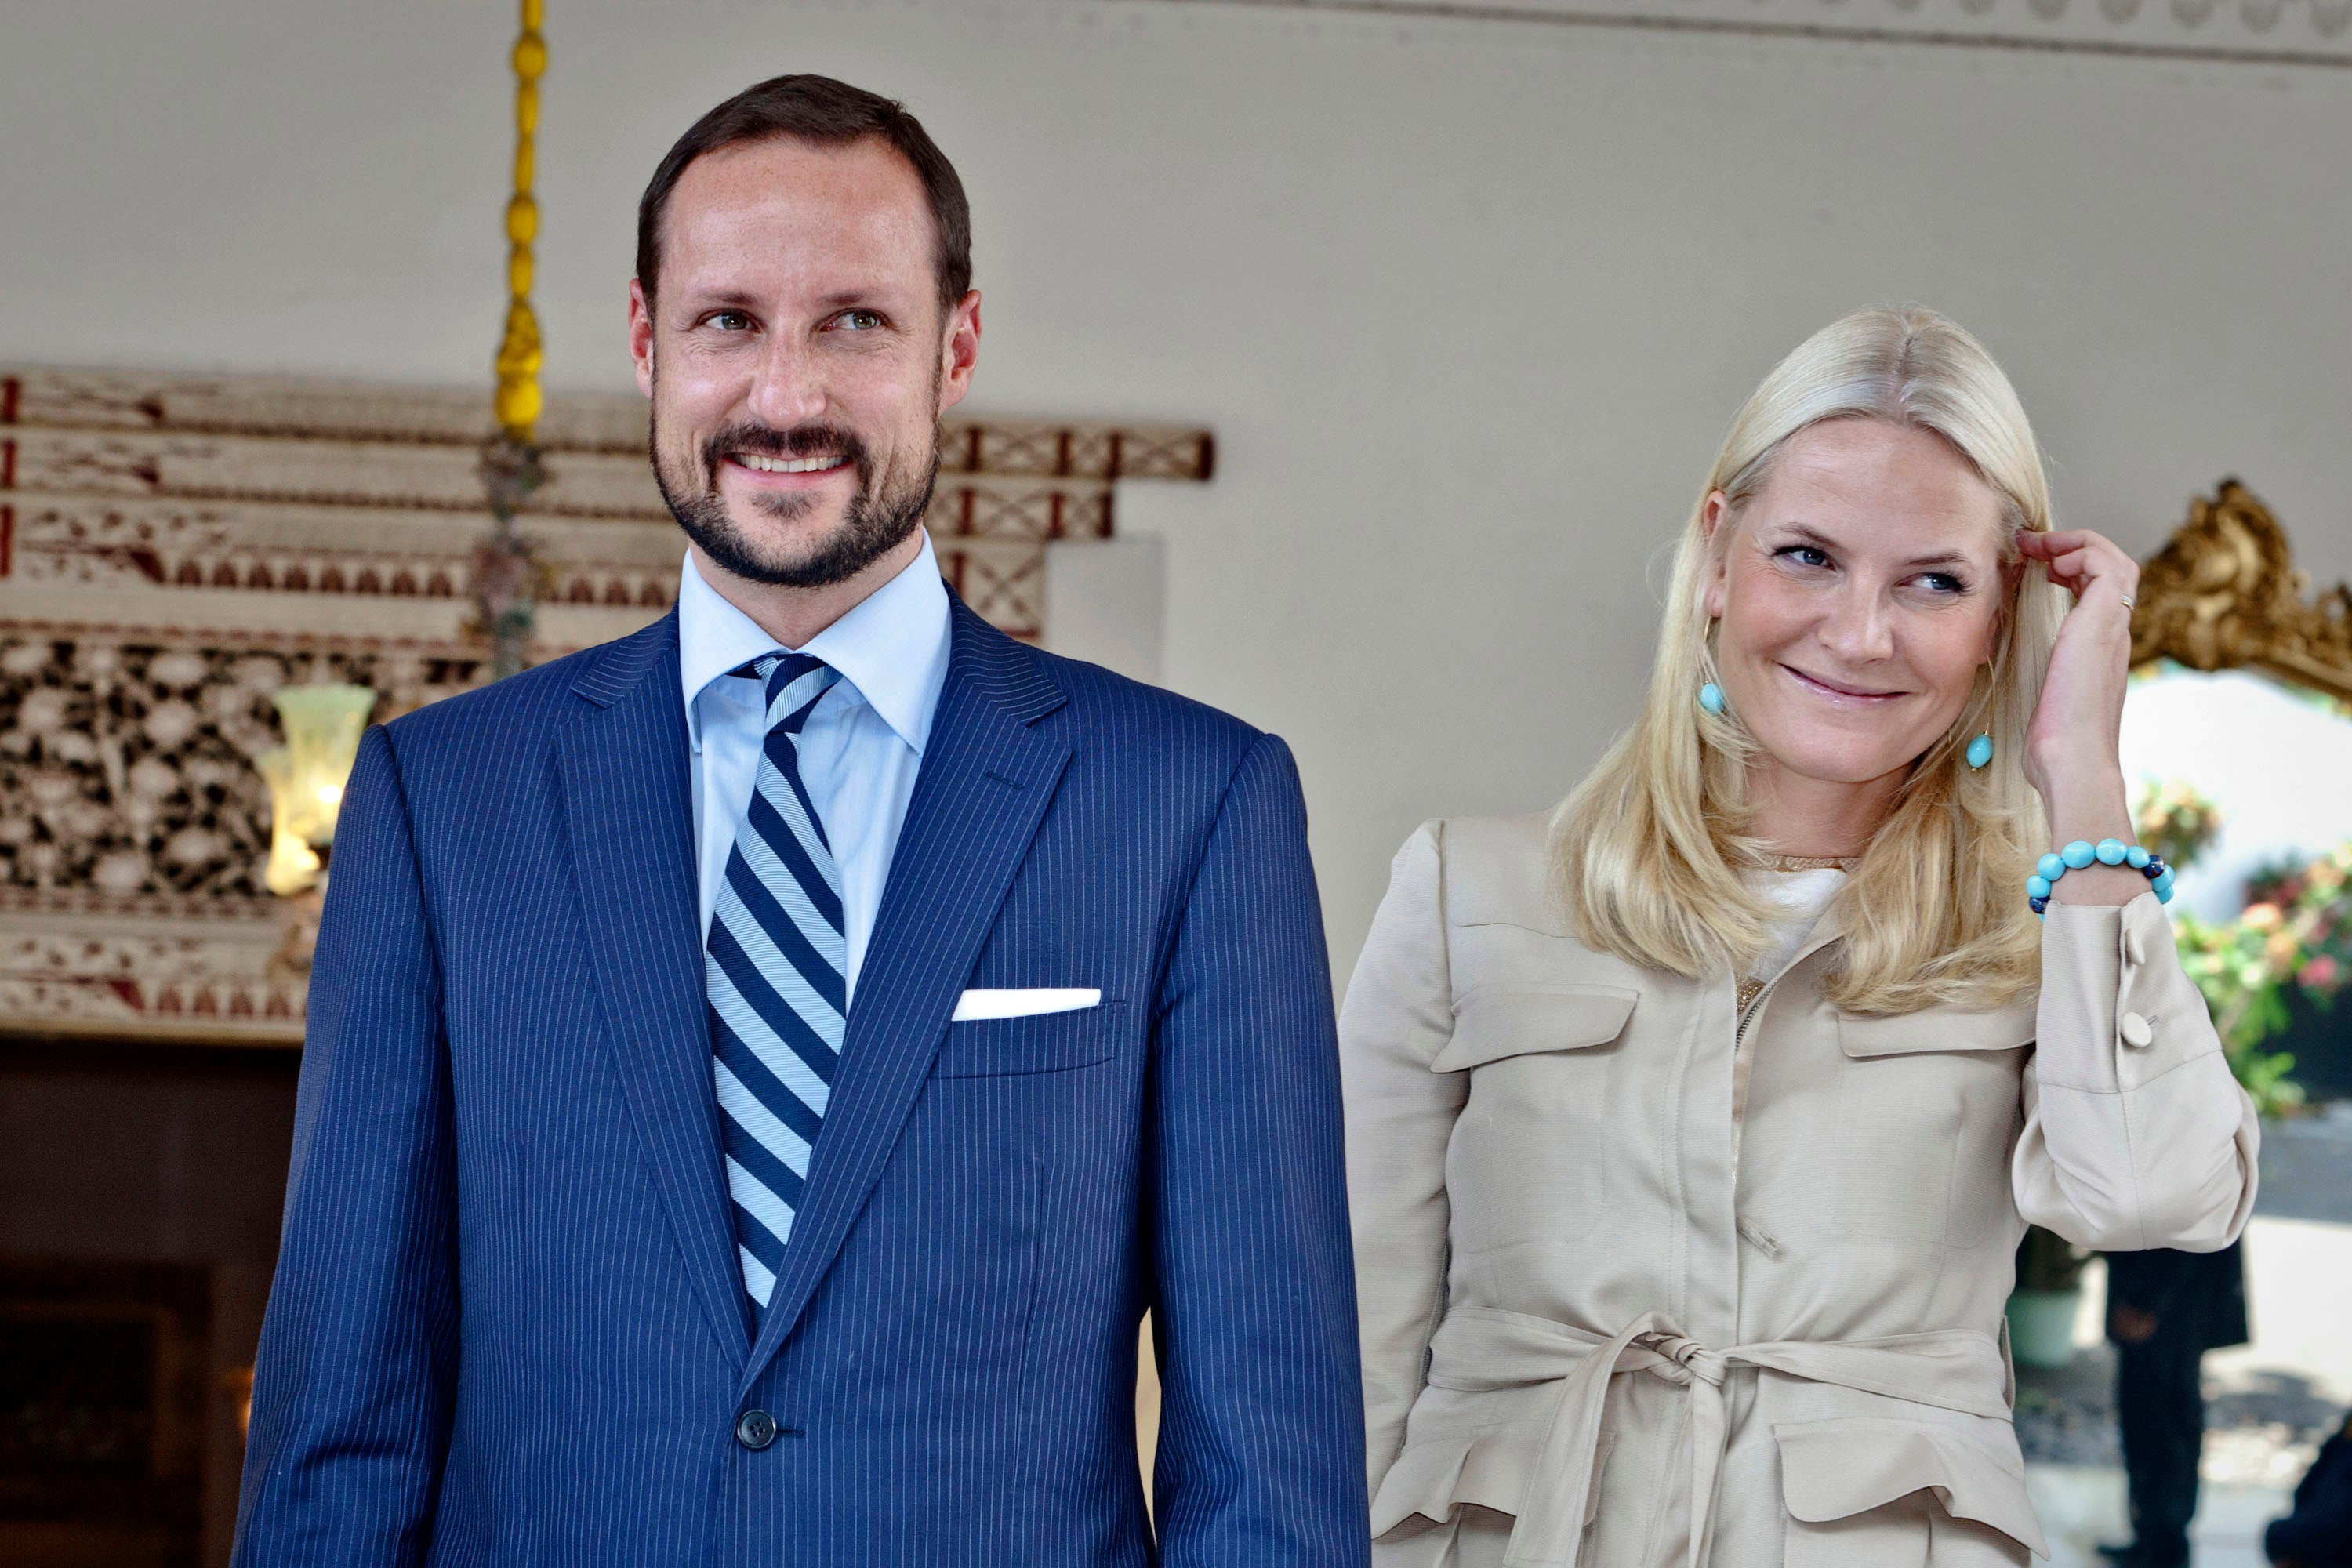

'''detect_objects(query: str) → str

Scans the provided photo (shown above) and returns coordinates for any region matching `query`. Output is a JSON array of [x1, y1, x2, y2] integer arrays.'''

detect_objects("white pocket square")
[[952, 987, 1102, 1022]]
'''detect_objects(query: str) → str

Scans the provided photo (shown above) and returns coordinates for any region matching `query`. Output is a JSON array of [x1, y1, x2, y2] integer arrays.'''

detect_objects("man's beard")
[[652, 408, 938, 590]]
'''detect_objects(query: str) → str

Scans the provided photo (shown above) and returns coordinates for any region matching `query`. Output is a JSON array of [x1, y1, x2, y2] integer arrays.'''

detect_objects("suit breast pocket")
[[931, 1000, 1124, 1078]]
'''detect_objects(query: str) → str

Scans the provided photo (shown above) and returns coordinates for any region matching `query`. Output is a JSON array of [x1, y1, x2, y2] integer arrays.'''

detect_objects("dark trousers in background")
[[2118, 1329, 2209, 1564], [2107, 1240, 2249, 1566]]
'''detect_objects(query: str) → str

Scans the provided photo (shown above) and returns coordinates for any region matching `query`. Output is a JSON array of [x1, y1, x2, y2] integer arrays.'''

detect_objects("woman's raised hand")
[[2017, 528, 2143, 900]]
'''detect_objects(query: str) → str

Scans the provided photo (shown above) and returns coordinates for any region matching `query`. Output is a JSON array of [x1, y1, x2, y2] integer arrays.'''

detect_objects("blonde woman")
[[1343, 306, 2258, 1568]]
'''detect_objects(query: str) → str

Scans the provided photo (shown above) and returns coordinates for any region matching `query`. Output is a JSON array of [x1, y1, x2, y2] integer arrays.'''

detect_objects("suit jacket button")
[[735, 1409, 778, 1450], [2118, 1011, 2154, 1048]]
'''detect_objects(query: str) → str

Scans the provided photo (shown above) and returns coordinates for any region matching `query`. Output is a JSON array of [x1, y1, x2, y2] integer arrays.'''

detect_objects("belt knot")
[[1412, 1308, 2013, 1568], [1632, 1330, 1724, 1385]]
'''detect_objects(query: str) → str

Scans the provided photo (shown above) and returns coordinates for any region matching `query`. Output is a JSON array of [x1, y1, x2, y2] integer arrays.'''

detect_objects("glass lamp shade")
[[256, 746, 324, 897], [269, 684, 377, 848]]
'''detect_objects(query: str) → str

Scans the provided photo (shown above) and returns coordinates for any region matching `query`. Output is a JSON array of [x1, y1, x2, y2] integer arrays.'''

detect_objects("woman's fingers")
[[2022, 528, 2109, 556], [2020, 528, 2139, 597], [2019, 534, 2094, 583], [2023, 532, 2110, 572]]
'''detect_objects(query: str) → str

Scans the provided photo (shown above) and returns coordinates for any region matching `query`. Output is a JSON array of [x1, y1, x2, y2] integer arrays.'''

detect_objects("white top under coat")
[[1746, 867, 1849, 983], [676, 534, 953, 1005]]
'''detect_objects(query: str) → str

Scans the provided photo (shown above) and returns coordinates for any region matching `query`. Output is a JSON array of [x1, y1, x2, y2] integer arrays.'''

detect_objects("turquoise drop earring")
[[1965, 732, 1994, 770], [1699, 682, 1727, 717]]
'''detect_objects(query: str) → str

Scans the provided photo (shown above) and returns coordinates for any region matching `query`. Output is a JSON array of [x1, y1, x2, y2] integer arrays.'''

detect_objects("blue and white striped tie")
[[705, 652, 846, 1319]]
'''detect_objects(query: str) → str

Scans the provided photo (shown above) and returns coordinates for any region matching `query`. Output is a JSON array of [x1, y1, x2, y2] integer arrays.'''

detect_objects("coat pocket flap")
[[1432, 984, 1638, 1073], [1774, 1417, 2047, 1555], [931, 1000, 1123, 1078], [1370, 1424, 1611, 1538], [1837, 1000, 2037, 1059]]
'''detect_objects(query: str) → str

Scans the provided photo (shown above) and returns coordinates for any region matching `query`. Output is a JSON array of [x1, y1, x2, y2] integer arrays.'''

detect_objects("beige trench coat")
[[1343, 815, 2259, 1568]]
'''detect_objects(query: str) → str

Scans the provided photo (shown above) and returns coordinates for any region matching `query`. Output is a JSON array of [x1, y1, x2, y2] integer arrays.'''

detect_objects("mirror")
[[2121, 481, 2352, 1109], [2120, 667, 2352, 923]]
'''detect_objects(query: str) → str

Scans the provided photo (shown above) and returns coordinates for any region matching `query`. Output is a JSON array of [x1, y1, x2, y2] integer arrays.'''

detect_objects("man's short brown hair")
[[636, 74, 972, 316]]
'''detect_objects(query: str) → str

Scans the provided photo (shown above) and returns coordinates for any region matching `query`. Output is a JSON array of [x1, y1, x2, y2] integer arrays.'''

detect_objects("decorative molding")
[[0, 367, 1213, 1044], [2131, 480, 2352, 703], [0, 906, 307, 1045], [0, 367, 656, 451], [0, 368, 1216, 478], [1167, 0, 2352, 63], [0, 423, 707, 518], [4, 492, 677, 612], [2, 368, 1213, 644]]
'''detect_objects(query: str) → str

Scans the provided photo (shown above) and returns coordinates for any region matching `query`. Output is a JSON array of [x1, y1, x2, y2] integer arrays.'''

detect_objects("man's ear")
[[936, 289, 982, 414], [1700, 490, 1732, 619], [628, 279, 655, 398]]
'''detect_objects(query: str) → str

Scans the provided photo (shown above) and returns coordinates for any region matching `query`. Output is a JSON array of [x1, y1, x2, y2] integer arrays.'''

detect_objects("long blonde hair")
[[1550, 305, 2067, 1014]]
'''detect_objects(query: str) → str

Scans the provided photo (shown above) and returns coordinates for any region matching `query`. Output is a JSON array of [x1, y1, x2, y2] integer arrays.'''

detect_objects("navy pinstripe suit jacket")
[[232, 600, 1368, 1566]]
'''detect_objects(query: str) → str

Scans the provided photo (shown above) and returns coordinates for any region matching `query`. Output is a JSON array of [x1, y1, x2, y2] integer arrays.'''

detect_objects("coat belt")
[[1421, 1308, 2016, 1568]]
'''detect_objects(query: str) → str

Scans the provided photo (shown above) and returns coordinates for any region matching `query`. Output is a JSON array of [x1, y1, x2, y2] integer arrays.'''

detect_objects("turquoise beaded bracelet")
[[2027, 839, 2174, 916]]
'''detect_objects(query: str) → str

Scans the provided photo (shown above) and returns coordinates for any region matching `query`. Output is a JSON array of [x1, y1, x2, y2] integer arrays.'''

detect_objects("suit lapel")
[[742, 601, 1072, 1387], [555, 613, 749, 1367]]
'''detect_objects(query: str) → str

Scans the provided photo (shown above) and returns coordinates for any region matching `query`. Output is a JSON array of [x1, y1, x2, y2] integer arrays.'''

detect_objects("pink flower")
[[2298, 956, 2340, 991]]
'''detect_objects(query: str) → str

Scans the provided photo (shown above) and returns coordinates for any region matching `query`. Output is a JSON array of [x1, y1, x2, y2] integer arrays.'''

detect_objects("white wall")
[[7, 0, 2349, 980]]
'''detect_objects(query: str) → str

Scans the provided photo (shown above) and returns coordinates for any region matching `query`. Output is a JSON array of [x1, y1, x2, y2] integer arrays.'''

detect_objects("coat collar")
[[557, 610, 751, 1363]]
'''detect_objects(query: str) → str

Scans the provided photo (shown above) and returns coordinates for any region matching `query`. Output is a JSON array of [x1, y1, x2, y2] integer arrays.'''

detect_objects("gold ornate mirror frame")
[[2131, 479, 2352, 705]]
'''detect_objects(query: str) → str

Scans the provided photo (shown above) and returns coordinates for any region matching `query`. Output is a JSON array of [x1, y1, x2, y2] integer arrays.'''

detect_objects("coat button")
[[2119, 1011, 2154, 1048], [2123, 927, 2145, 967], [735, 1409, 778, 1450]]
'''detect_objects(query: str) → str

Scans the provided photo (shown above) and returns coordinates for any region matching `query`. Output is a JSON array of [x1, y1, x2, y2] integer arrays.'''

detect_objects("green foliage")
[[2140, 778, 2349, 1120], [2135, 777, 2226, 874], [2173, 908, 2310, 1120]]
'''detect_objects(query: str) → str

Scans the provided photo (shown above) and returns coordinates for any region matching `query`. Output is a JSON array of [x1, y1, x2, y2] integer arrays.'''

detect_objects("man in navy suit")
[[233, 74, 1367, 1566]]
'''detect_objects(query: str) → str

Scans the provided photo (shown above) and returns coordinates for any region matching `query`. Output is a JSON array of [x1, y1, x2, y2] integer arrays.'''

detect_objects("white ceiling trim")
[[1121, 0, 2352, 65]]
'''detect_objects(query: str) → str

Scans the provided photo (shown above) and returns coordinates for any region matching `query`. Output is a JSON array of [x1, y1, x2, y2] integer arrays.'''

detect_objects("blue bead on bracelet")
[[2027, 839, 2173, 916]]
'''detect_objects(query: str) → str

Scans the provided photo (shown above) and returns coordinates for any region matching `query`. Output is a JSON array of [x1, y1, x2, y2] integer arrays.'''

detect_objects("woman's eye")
[[1776, 545, 1832, 569], [1917, 572, 1969, 595]]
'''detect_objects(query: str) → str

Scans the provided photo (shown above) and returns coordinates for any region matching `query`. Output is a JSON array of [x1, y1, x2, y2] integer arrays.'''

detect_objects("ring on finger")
[[2119, 595, 2136, 609]]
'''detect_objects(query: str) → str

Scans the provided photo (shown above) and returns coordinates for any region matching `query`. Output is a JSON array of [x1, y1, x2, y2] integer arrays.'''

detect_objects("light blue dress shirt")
[[677, 533, 952, 1005]]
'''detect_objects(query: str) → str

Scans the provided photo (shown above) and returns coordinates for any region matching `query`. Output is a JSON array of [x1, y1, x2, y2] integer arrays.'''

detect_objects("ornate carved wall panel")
[[0, 367, 1213, 1044]]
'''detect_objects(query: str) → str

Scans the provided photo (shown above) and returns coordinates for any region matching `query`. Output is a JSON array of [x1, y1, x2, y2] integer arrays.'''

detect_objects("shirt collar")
[[676, 530, 952, 756]]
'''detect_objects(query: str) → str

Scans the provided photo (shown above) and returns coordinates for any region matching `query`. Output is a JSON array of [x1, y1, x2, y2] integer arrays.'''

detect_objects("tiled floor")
[[2028, 1464, 2287, 1566]]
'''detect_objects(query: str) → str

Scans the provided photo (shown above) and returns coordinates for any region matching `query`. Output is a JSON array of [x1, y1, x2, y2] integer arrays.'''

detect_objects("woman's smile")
[[1777, 662, 1910, 706]]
